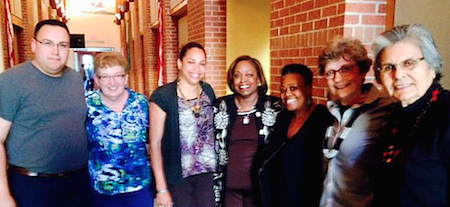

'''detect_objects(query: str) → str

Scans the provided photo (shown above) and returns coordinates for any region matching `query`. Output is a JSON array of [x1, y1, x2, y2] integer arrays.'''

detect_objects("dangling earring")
[[258, 82, 262, 86]]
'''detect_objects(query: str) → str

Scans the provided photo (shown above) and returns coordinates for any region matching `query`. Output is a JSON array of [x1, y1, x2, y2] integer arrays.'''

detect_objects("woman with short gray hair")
[[373, 24, 450, 207]]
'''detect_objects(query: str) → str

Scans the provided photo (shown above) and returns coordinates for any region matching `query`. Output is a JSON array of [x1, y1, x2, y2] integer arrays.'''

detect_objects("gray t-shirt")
[[0, 61, 88, 173]]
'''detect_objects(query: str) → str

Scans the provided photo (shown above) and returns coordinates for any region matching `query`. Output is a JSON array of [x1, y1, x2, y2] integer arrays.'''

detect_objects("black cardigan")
[[150, 81, 215, 185]]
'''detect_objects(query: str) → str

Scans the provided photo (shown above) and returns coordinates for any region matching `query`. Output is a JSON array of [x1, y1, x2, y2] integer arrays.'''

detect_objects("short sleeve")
[[150, 87, 169, 112], [0, 73, 21, 122]]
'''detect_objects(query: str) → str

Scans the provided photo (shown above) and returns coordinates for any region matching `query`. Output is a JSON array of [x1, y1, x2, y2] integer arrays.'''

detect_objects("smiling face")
[[232, 60, 260, 98], [280, 73, 311, 113], [324, 57, 366, 106], [177, 47, 206, 85], [31, 25, 70, 77], [380, 41, 436, 107], [94, 65, 128, 101]]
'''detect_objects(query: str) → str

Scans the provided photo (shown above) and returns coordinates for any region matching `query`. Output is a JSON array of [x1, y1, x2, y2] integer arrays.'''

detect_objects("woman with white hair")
[[373, 24, 450, 207]]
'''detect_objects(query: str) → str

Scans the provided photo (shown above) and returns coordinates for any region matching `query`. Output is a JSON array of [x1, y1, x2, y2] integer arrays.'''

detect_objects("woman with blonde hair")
[[86, 52, 153, 207]]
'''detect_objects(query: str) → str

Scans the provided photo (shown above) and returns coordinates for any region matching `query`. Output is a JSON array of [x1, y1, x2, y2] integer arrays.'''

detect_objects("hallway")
[[1, 0, 450, 101]]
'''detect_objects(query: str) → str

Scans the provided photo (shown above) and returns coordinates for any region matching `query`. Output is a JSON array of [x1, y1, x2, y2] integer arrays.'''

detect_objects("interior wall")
[[395, 0, 450, 89], [178, 15, 188, 49], [0, 23, 4, 72], [227, 0, 270, 94], [65, 1, 120, 68], [65, 12, 120, 69]]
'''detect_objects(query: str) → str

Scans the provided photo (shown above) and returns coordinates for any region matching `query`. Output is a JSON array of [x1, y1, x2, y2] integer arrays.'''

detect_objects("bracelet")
[[157, 189, 169, 194]]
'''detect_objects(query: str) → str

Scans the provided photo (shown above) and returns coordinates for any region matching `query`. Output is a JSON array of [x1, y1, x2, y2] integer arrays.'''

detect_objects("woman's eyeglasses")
[[97, 74, 126, 82], [378, 57, 425, 73], [322, 65, 355, 80]]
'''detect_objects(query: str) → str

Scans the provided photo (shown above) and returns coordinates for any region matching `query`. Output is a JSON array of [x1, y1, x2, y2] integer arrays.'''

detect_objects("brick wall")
[[188, 0, 227, 96], [127, 14, 137, 90], [132, 2, 145, 94], [343, 0, 387, 81], [1, 0, 7, 68], [18, 0, 34, 63], [121, 0, 386, 99], [142, 0, 158, 97], [270, 0, 386, 104], [162, 0, 179, 84]]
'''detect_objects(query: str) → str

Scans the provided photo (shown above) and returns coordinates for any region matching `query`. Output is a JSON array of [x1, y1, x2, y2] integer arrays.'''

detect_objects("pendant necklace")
[[235, 97, 258, 125], [178, 83, 202, 118]]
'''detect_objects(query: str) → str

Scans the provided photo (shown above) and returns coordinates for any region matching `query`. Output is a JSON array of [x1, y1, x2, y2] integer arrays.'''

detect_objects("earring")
[[258, 82, 262, 86]]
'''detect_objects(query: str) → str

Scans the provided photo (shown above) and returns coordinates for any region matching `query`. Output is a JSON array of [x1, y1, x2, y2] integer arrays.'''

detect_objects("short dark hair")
[[227, 55, 268, 95], [34, 19, 70, 38], [179, 42, 206, 60], [281, 64, 313, 86]]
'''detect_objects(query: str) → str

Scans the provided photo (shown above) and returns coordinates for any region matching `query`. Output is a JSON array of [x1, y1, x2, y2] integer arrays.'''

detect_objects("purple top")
[[178, 92, 216, 178]]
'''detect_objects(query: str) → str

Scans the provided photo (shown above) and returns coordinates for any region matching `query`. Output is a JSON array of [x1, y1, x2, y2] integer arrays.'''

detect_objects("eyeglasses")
[[378, 57, 425, 73], [97, 74, 126, 82], [322, 65, 355, 79], [34, 38, 70, 50]]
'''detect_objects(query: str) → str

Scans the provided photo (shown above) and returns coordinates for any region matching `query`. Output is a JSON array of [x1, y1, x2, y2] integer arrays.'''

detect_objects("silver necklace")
[[235, 97, 258, 125]]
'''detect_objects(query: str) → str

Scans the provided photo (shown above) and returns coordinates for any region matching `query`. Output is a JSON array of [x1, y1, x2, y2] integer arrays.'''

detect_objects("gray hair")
[[373, 24, 442, 82]]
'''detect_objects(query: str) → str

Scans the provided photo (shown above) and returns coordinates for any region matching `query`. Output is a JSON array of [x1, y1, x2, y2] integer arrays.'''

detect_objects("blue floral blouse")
[[86, 88, 151, 195]]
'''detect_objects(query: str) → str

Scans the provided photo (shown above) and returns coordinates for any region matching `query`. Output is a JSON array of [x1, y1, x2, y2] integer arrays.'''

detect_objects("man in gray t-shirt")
[[0, 19, 89, 207]]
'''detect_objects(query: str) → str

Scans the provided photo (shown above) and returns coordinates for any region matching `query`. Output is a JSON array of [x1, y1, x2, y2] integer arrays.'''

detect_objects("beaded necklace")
[[235, 97, 258, 125], [382, 86, 441, 164], [177, 82, 202, 118]]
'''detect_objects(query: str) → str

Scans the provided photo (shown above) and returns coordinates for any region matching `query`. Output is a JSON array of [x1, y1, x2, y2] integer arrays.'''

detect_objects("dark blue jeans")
[[89, 186, 154, 207], [8, 168, 90, 207]]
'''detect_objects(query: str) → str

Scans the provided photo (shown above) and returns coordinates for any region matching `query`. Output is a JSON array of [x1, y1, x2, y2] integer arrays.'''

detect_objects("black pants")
[[169, 173, 214, 207], [8, 168, 90, 207]]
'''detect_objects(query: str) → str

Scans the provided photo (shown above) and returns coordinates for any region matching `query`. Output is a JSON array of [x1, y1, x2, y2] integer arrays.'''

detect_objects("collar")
[[89, 87, 135, 108], [327, 83, 386, 110]]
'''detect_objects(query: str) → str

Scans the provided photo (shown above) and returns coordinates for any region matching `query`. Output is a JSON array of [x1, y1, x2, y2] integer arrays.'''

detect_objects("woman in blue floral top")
[[86, 52, 153, 207]]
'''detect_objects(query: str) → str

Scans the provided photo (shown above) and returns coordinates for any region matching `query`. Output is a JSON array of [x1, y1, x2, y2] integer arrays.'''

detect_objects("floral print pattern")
[[179, 92, 217, 178], [212, 96, 282, 206], [86, 89, 151, 195]]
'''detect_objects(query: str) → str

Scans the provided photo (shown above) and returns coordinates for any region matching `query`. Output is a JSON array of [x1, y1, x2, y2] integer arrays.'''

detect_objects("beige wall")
[[227, 0, 270, 94], [178, 16, 188, 49], [65, 3, 121, 68], [395, 0, 450, 89]]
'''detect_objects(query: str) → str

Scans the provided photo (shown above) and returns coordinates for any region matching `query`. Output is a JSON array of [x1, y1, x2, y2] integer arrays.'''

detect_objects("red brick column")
[[162, 0, 179, 84], [132, 2, 145, 94], [343, 1, 387, 81], [129, 39, 136, 90], [270, 0, 386, 104], [188, 0, 227, 96], [1, 0, 7, 68], [18, 0, 35, 63], [142, 0, 158, 96], [127, 15, 137, 90]]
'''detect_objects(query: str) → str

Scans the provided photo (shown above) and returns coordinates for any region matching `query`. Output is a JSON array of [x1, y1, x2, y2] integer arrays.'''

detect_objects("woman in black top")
[[150, 42, 216, 207], [258, 64, 333, 207], [213, 56, 282, 206], [373, 24, 450, 207]]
